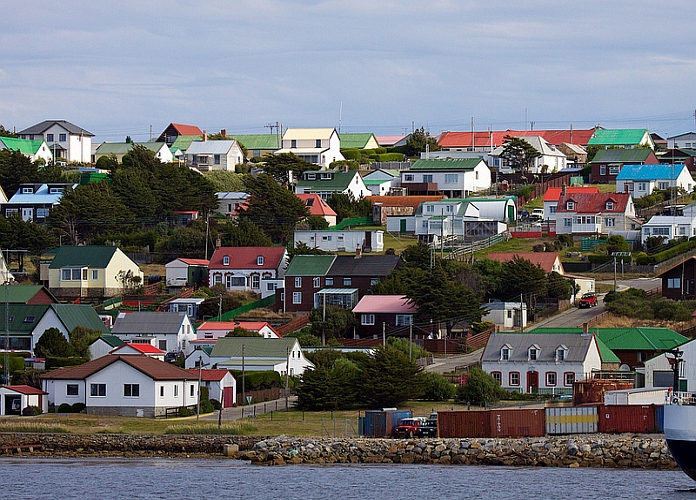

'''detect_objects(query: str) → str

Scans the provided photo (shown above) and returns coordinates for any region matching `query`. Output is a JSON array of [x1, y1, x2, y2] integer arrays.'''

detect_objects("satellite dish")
[[619, 364, 630, 371]]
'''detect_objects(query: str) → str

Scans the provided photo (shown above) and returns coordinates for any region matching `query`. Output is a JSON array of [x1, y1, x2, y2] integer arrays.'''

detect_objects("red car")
[[393, 417, 437, 438], [578, 292, 598, 308]]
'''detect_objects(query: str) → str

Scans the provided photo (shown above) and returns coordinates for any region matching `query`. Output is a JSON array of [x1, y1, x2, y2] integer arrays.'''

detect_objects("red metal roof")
[[556, 192, 630, 214], [178, 258, 210, 266], [4, 385, 47, 395], [111, 343, 165, 355], [543, 186, 599, 202], [486, 252, 563, 274], [185, 369, 233, 382], [209, 246, 286, 270], [296, 194, 337, 217], [197, 321, 278, 336], [170, 123, 203, 136], [352, 295, 418, 314], [438, 128, 598, 148]]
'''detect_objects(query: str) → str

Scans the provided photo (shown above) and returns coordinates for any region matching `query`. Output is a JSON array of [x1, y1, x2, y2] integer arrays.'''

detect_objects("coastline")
[[0, 433, 679, 470]]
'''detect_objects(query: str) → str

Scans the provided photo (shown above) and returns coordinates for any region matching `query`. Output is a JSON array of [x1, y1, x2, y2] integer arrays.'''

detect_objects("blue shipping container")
[[655, 405, 664, 433], [363, 410, 412, 437]]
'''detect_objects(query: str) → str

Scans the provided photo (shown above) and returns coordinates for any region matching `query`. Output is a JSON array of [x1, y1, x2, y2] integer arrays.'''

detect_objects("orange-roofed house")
[[487, 252, 565, 275], [195, 321, 280, 340], [110, 343, 166, 361], [165, 257, 209, 287], [185, 368, 236, 407], [543, 186, 599, 221], [208, 246, 288, 293], [438, 128, 598, 151], [157, 123, 203, 146], [296, 193, 337, 226]]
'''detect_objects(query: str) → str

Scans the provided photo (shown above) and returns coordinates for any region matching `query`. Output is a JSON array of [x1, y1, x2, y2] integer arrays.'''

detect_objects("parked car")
[[393, 417, 437, 438], [578, 292, 598, 308]]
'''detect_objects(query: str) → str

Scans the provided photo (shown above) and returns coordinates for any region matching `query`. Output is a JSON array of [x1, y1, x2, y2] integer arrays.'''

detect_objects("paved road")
[[201, 395, 295, 421]]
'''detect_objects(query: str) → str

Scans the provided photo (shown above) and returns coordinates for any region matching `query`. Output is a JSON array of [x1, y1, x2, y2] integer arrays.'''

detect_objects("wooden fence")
[[276, 315, 310, 336]]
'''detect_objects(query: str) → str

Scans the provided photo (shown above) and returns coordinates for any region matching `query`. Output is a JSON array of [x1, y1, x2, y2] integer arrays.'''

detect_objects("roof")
[[296, 194, 337, 217], [210, 337, 300, 359], [52, 304, 109, 334], [19, 120, 94, 137], [438, 129, 597, 149], [185, 368, 233, 382], [177, 258, 209, 266], [3, 385, 47, 395], [186, 140, 238, 155], [352, 295, 417, 314], [90, 335, 124, 348], [486, 252, 563, 274], [482, 333, 595, 363], [40, 354, 195, 381], [3, 285, 57, 304], [209, 246, 286, 270], [543, 187, 599, 202], [588, 129, 649, 146], [529, 327, 688, 352], [229, 134, 281, 150], [95, 142, 167, 155], [196, 321, 276, 333], [409, 158, 484, 171], [590, 148, 654, 163], [340, 133, 376, 149], [0, 137, 46, 155], [164, 123, 203, 136], [296, 171, 358, 191], [328, 255, 401, 277], [111, 312, 186, 335], [111, 343, 164, 355], [367, 195, 444, 210], [285, 255, 337, 276], [374, 135, 407, 147], [283, 128, 336, 140], [7, 183, 76, 205], [0, 303, 107, 336], [615, 164, 688, 181], [555, 192, 632, 214], [48, 246, 120, 269], [170, 135, 202, 150]]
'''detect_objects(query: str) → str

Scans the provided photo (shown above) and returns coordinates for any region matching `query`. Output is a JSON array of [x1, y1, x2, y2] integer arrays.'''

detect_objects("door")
[[508, 205, 515, 222], [400, 219, 407, 233], [526, 371, 539, 394], [21, 208, 33, 221], [223, 386, 234, 408], [364, 231, 372, 251]]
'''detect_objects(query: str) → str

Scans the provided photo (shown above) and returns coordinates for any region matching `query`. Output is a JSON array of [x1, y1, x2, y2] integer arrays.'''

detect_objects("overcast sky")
[[2, 1, 695, 142]]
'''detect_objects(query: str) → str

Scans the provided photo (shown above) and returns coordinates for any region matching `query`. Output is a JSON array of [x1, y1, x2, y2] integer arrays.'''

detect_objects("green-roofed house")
[[279, 255, 337, 312], [339, 133, 379, 150], [589, 147, 659, 183], [402, 158, 491, 197], [295, 170, 371, 200], [94, 142, 174, 163], [4, 285, 58, 305], [587, 128, 655, 149], [0, 137, 54, 163], [362, 169, 400, 196], [170, 135, 202, 153], [89, 335, 125, 360], [210, 337, 314, 376], [228, 134, 281, 159], [47, 246, 144, 299]]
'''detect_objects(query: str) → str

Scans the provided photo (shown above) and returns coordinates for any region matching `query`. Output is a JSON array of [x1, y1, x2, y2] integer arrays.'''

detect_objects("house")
[[215, 192, 250, 217], [339, 133, 380, 150], [0, 385, 48, 416], [486, 252, 565, 275], [167, 297, 206, 321], [489, 136, 567, 174], [296, 193, 337, 226], [438, 128, 598, 151], [47, 246, 144, 299], [587, 128, 655, 150], [0, 137, 53, 163], [667, 132, 696, 150], [352, 295, 417, 339], [589, 148, 660, 183], [642, 337, 695, 390], [461, 197, 517, 223], [111, 311, 196, 355], [554, 192, 637, 236], [89, 335, 125, 360], [557, 143, 588, 167], [656, 256, 696, 301], [165, 257, 209, 287], [195, 321, 280, 340], [3, 182, 76, 223], [209, 337, 314, 376], [295, 170, 371, 201], [374, 135, 409, 147], [0, 303, 108, 352], [294, 229, 384, 253], [324, 254, 401, 299], [481, 300, 527, 331], [616, 164, 694, 198], [657, 149, 696, 175], [170, 134, 203, 153], [40, 354, 199, 417], [18, 120, 93, 163], [110, 343, 165, 361], [94, 142, 174, 163], [278, 254, 337, 313], [543, 186, 599, 221], [185, 368, 236, 407], [641, 215, 696, 245], [362, 169, 401, 197], [208, 246, 288, 293], [3, 285, 57, 304], [185, 345, 214, 369], [401, 158, 491, 197], [157, 123, 203, 147], [185, 140, 244, 172], [0, 252, 12, 283], [228, 133, 281, 160], [369, 195, 444, 225], [276, 128, 344, 168]]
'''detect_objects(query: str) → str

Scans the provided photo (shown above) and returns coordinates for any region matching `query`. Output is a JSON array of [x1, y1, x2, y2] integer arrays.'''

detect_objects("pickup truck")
[[393, 417, 438, 438], [578, 292, 598, 308]]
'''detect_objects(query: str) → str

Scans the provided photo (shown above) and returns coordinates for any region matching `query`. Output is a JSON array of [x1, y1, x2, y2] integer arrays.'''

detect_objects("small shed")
[[0, 385, 48, 416], [165, 258, 209, 287], [603, 387, 668, 406]]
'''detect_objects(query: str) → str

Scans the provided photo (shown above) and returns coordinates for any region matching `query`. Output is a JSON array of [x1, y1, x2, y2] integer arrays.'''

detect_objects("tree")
[[547, 271, 572, 300], [117, 269, 142, 294], [219, 218, 272, 247], [455, 367, 506, 405], [0, 125, 17, 138], [359, 345, 425, 408], [206, 170, 246, 193], [111, 167, 158, 223], [606, 234, 629, 254], [326, 193, 372, 221], [499, 256, 549, 305], [0, 149, 39, 195], [259, 153, 320, 186], [404, 127, 441, 157], [34, 328, 73, 358], [309, 305, 358, 340], [69, 326, 102, 359], [225, 327, 259, 337], [421, 372, 456, 401], [499, 136, 541, 176]]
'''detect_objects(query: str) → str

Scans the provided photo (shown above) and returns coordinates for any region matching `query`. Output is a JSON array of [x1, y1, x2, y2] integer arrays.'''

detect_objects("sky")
[[2, 1, 696, 143]]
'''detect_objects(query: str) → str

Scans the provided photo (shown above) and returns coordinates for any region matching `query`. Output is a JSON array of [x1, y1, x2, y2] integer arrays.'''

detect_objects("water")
[[2, 458, 695, 500]]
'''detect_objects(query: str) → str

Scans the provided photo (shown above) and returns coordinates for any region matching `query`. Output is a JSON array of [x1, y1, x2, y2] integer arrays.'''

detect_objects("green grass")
[[0, 421, 70, 433], [164, 422, 257, 435]]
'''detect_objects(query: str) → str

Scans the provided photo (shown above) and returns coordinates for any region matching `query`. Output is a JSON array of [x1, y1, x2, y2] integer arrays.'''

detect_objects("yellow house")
[[48, 246, 144, 299]]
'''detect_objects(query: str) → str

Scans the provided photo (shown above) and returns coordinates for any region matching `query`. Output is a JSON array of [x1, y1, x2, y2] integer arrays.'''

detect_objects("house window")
[[370, 277, 379, 286], [509, 372, 520, 386], [546, 372, 557, 387], [604, 218, 616, 227], [343, 277, 351, 286], [361, 314, 375, 325], [501, 347, 510, 361], [600, 165, 607, 176], [214, 275, 222, 285], [59, 133, 67, 142], [36, 208, 49, 218], [214, 154, 221, 164], [566, 201, 574, 210], [325, 278, 334, 286], [295, 277, 302, 288], [556, 348, 566, 361], [293, 292, 302, 304], [395, 314, 413, 326], [47, 134, 54, 142], [124, 384, 140, 398], [266, 282, 277, 292], [608, 165, 620, 175], [23, 316, 35, 324], [564, 372, 575, 386], [668, 278, 681, 289], [174, 385, 179, 397], [528, 347, 538, 361], [159, 339, 167, 350], [253, 150, 260, 157], [82, 269, 88, 280], [658, 182, 669, 190], [49, 187, 63, 194], [315, 139, 321, 148], [21, 187, 33, 194], [445, 174, 458, 183], [291, 139, 297, 148], [66, 384, 79, 397], [550, 206, 557, 214], [426, 205, 434, 213], [192, 154, 198, 164], [257, 255, 264, 266], [190, 385, 195, 397], [491, 371, 502, 384], [638, 182, 647, 191], [423, 174, 433, 183], [160, 386, 164, 397], [92, 270, 98, 280], [313, 277, 321, 288], [90, 383, 106, 397], [404, 174, 414, 182], [606, 201, 614, 210], [223, 255, 230, 266], [251, 274, 260, 289]]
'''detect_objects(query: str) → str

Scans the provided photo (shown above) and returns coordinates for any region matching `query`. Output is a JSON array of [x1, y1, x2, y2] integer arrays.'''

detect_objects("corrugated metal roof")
[[590, 148, 654, 163], [186, 140, 238, 155], [486, 252, 563, 274], [482, 333, 593, 363], [0, 137, 46, 155], [185, 368, 232, 381], [285, 255, 336, 276], [7, 183, 76, 205], [328, 255, 401, 277], [95, 142, 167, 155], [210, 337, 299, 359], [529, 327, 688, 351], [0, 304, 50, 335], [352, 295, 417, 314], [48, 246, 120, 269], [4, 285, 56, 304], [543, 187, 599, 201], [340, 133, 376, 149], [19, 120, 94, 137], [170, 135, 202, 150], [111, 311, 186, 335], [588, 129, 649, 146], [209, 246, 286, 270], [229, 134, 280, 150], [615, 164, 687, 181], [283, 128, 335, 140], [296, 171, 358, 190], [91, 335, 124, 348], [52, 304, 108, 333], [410, 158, 484, 171]]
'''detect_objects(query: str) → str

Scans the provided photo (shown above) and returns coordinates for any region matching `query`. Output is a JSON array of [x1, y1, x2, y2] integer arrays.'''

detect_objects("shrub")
[[32, 405, 42, 416], [58, 403, 72, 413], [9, 356, 25, 373], [209, 399, 221, 411], [178, 406, 194, 417], [421, 372, 455, 401], [199, 399, 215, 413], [21, 406, 35, 416], [454, 367, 506, 405], [71, 402, 86, 413]]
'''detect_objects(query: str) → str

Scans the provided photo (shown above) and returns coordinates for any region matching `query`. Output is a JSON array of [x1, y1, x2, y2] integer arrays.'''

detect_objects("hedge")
[[373, 153, 404, 162], [635, 238, 696, 265], [46, 356, 90, 370], [230, 370, 281, 391], [587, 255, 632, 265]]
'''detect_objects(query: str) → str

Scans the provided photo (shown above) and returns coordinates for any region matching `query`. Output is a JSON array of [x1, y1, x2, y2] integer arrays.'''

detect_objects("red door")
[[223, 387, 234, 408], [526, 371, 539, 394]]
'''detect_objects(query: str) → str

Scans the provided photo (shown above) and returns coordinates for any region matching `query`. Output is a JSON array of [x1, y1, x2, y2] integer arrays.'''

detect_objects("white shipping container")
[[603, 388, 669, 406], [545, 406, 598, 435]]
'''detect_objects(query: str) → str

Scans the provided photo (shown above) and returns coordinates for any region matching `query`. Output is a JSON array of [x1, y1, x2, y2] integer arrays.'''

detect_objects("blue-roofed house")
[[616, 164, 695, 199], [185, 140, 244, 172], [2, 182, 76, 223]]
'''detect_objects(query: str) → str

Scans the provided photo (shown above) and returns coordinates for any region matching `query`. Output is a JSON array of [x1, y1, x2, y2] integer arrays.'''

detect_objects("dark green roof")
[[587, 129, 649, 146], [297, 171, 358, 191], [171, 135, 202, 151], [410, 158, 484, 171], [285, 255, 336, 276], [0, 304, 50, 335], [49, 246, 120, 269], [92, 335, 124, 348], [529, 327, 687, 351], [52, 304, 108, 334], [229, 134, 280, 150], [340, 133, 376, 149], [590, 148, 654, 163], [3, 285, 56, 304]]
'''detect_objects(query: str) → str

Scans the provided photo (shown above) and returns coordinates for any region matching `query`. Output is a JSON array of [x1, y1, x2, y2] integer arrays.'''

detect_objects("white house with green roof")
[[401, 158, 490, 197], [229, 134, 281, 159], [94, 142, 174, 163], [587, 128, 655, 150], [294, 229, 384, 253], [210, 337, 314, 376], [339, 133, 379, 150], [277, 128, 344, 168], [295, 170, 371, 200], [0, 137, 53, 163], [362, 169, 400, 196], [48, 246, 144, 299]]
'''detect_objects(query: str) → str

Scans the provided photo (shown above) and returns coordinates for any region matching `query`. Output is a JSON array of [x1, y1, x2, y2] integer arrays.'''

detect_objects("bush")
[[229, 370, 281, 391], [454, 368, 506, 405], [57, 403, 72, 413], [71, 402, 86, 413], [209, 399, 221, 411], [636, 239, 696, 265], [22, 406, 35, 416], [421, 372, 455, 401], [9, 356, 25, 373], [199, 399, 215, 413], [178, 406, 194, 417], [32, 405, 42, 415]]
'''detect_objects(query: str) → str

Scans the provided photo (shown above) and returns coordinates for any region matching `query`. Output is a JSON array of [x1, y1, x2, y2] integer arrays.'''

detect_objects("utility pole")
[[409, 323, 413, 361], [382, 322, 386, 347], [241, 344, 246, 407], [285, 346, 290, 410]]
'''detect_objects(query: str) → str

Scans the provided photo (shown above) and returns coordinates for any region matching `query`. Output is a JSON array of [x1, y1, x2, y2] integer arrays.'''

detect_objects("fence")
[[212, 295, 275, 321], [275, 315, 310, 336], [442, 232, 510, 261]]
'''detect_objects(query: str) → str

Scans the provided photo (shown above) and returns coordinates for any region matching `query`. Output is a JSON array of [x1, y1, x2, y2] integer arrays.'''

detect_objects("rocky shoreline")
[[0, 433, 680, 470]]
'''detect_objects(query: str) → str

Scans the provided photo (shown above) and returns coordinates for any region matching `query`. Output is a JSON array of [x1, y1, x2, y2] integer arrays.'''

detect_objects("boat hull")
[[664, 402, 696, 481]]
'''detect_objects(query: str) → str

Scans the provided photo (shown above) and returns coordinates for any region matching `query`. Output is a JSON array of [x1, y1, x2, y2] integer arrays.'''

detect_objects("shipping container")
[[545, 406, 598, 435], [437, 410, 489, 438], [597, 405, 656, 434], [489, 408, 545, 438], [655, 405, 664, 433], [603, 388, 668, 406], [573, 379, 633, 405], [363, 410, 412, 437]]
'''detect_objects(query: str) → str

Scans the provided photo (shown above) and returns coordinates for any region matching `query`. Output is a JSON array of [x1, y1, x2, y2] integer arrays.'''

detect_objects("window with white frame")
[[404, 174, 414, 181], [343, 277, 351, 286], [61, 268, 84, 281], [564, 218, 572, 227], [59, 133, 67, 142], [528, 346, 539, 361], [257, 255, 264, 265], [546, 372, 557, 386], [313, 277, 321, 288], [550, 206, 557, 214], [423, 174, 433, 183], [426, 205, 434, 213], [295, 277, 302, 287], [325, 277, 333, 286], [639, 182, 647, 191], [47, 133, 54, 142], [668, 278, 681, 289], [501, 347, 510, 361], [174, 385, 178, 397], [361, 314, 375, 325], [566, 201, 574, 210], [124, 384, 140, 397], [90, 383, 106, 397], [600, 165, 607, 175], [564, 372, 575, 386], [36, 208, 49, 218], [604, 218, 616, 227], [293, 292, 302, 304], [395, 314, 413, 326], [223, 255, 230, 265], [445, 174, 458, 183], [509, 372, 520, 386], [214, 154, 221, 164], [160, 386, 164, 397], [491, 371, 502, 384], [92, 270, 98, 280], [556, 346, 566, 361], [658, 182, 669, 190], [251, 274, 260, 289], [605, 201, 614, 210]]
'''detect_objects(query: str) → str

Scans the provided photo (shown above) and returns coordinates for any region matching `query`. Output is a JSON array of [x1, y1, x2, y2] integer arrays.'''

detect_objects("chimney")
[[216, 234, 221, 248], [203, 130, 207, 142], [562, 184, 566, 195], [582, 322, 589, 335], [355, 244, 362, 259], [221, 129, 226, 138], [344, 164, 349, 173]]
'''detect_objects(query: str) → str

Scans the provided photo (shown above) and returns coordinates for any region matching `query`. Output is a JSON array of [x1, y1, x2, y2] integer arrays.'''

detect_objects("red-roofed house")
[[165, 257, 209, 287], [196, 321, 280, 340], [297, 193, 337, 226], [438, 128, 598, 151], [543, 186, 600, 221], [185, 369, 236, 407], [352, 295, 418, 338], [157, 123, 203, 146], [555, 192, 637, 236], [486, 252, 565, 275], [208, 246, 288, 293], [0, 385, 48, 415], [110, 343, 166, 360]]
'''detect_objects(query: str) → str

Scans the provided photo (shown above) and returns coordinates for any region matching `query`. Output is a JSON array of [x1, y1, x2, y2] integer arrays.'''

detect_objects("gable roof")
[[209, 246, 286, 270], [185, 368, 233, 382], [90, 335, 124, 348], [19, 120, 94, 137], [438, 129, 598, 149], [95, 142, 168, 156], [374, 135, 407, 147], [409, 158, 485, 171], [283, 128, 336, 140], [210, 337, 299, 359], [588, 129, 649, 146], [556, 192, 632, 214], [52, 304, 109, 334], [352, 295, 417, 314], [40, 354, 194, 381], [285, 255, 337, 276], [197, 321, 278, 335], [482, 333, 595, 363], [111, 311, 187, 335], [160, 123, 203, 137], [328, 255, 401, 277], [170, 135, 202, 151], [297, 171, 359, 191], [186, 140, 239, 155], [175, 258, 209, 266], [0, 303, 107, 335], [590, 148, 655, 163], [340, 133, 376, 149], [615, 164, 688, 181], [529, 327, 688, 352], [367, 195, 444, 210], [4, 285, 58, 304], [0, 137, 47, 155], [486, 252, 563, 274], [111, 343, 165, 355], [48, 246, 120, 269], [296, 194, 337, 217], [229, 134, 280, 150], [7, 183, 76, 204], [543, 187, 599, 202]]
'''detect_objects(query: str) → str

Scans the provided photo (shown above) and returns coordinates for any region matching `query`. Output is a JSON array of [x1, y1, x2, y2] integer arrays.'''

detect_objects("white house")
[[40, 354, 199, 417], [185, 140, 244, 172], [111, 311, 196, 356], [667, 132, 696, 149], [642, 338, 695, 390], [616, 164, 694, 199], [0, 385, 49, 416], [18, 120, 93, 163], [195, 321, 280, 340], [489, 136, 567, 174], [110, 343, 166, 361], [294, 229, 384, 253], [208, 246, 288, 293], [542, 186, 599, 222], [362, 169, 401, 196], [481, 300, 527, 331], [94, 142, 174, 164], [185, 344, 214, 369], [165, 257, 209, 287], [401, 158, 491, 198], [215, 192, 250, 217], [295, 170, 371, 201], [185, 368, 236, 407], [209, 337, 314, 377], [641, 215, 696, 245], [89, 335, 125, 360], [554, 192, 638, 237], [276, 128, 344, 169], [481, 332, 603, 394], [167, 297, 206, 321], [0, 137, 54, 163]]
